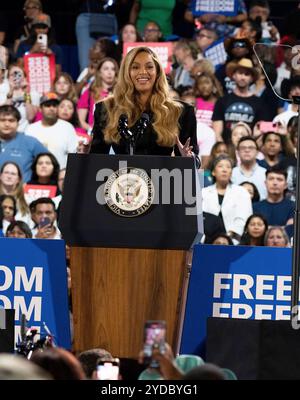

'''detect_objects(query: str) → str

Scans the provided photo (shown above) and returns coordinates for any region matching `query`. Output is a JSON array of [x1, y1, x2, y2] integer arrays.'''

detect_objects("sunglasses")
[[232, 41, 247, 48]]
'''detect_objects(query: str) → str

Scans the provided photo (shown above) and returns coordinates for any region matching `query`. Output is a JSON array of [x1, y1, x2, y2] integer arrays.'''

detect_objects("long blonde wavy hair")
[[103, 46, 183, 147]]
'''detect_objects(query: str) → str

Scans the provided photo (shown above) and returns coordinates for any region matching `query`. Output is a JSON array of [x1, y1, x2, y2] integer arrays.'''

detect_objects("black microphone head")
[[141, 112, 150, 122]]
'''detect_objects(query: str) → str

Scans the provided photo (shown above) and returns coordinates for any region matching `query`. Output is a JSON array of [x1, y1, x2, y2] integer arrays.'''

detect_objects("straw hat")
[[226, 58, 259, 82]]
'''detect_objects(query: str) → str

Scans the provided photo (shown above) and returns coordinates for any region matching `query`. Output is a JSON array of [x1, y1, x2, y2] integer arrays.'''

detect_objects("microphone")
[[118, 114, 134, 141], [118, 114, 135, 155], [135, 112, 150, 142]]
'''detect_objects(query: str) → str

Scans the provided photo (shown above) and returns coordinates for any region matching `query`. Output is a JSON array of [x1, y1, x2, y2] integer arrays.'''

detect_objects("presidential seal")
[[104, 167, 155, 217]]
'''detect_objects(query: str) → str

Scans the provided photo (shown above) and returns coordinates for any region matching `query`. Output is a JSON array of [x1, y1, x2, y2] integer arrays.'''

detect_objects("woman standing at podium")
[[82, 46, 199, 162]]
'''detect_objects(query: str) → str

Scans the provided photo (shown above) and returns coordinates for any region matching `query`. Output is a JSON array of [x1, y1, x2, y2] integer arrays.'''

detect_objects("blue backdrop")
[[180, 244, 293, 356], [0, 238, 71, 349]]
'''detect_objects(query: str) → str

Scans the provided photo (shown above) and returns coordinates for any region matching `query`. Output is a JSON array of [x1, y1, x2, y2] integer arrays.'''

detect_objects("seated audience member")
[[30, 197, 61, 239], [248, 0, 280, 43], [77, 57, 119, 133], [264, 226, 290, 247], [129, 0, 175, 39], [0, 194, 16, 235], [194, 24, 219, 58], [212, 58, 263, 143], [190, 59, 215, 81], [27, 152, 60, 193], [58, 99, 83, 133], [221, 37, 254, 93], [6, 220, 32, 238], [116, 23, 143, 62], [76, 38, 118, 96], [274, 76, 300, 127], [234, 18, 262, 42], [13, 0, 43, 55], [240, 181, 260, 203], [253, 166, 294, 228], [202, 155, 253, 243], [208, 233, 234, 246], [30, 348, 85, 380], [78, 348, 112, 379], [0, 58, 9, 101], [0, 162, 31, 223], [53, 73, 78, 103], [258, 131, 288, 170], [204, 141, 237, 184], [2, 64, 39, 132], [230, 122, 252, 149], [274, 39, 295, 95], [0, 354, 51, 380], [16, 13, 63, 73], [232, 136, 267, 199], [194, 72, 223, 127], [0, 105, 48, 182], [25, 92, 78, 169], [239, 213, 268, 246], [172, 39, 197, 89], [143, 21, 163, 42]]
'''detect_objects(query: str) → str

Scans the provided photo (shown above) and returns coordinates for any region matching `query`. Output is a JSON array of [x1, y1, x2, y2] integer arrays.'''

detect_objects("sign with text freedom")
[[180, 244, 293, 355], [0, 238, 71, 349]]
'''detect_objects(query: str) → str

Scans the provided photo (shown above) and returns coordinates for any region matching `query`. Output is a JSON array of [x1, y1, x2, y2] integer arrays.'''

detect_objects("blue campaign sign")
[[0, 238, 71, 349], [180, 244, 292, 355], [191, 0, 238, 17]]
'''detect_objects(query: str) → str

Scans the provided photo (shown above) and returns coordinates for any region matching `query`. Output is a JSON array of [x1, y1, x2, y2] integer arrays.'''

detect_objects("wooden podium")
[[60, 154, 202, 357]]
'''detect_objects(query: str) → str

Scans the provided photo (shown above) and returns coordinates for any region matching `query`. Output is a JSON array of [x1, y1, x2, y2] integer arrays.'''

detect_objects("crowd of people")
[[0, 0, 299, 380]]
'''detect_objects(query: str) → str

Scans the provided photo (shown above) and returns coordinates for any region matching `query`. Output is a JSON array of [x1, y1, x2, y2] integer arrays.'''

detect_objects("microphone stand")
[[291, 95, 300, 321]]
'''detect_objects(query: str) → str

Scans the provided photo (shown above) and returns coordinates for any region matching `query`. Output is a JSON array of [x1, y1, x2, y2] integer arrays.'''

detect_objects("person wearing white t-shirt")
[[25, 92, 78, 169]]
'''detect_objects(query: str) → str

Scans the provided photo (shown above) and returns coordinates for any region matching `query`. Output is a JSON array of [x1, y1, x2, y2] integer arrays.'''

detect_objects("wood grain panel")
[[70, 247, 187, 358]]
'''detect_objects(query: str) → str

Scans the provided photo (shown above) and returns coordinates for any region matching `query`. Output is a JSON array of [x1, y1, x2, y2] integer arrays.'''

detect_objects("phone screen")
[[97, 359, 119, 380], [143, 320, 166, 368], [39, 217, 51, 228]]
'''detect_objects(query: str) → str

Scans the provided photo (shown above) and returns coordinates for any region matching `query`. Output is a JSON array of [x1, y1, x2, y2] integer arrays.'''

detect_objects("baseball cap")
[[32, 13, 51, 28], [40, 92, 59, 105]]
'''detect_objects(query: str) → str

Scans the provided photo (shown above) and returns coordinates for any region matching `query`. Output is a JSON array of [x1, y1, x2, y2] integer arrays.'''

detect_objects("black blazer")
[[90, 100, 199, 158]]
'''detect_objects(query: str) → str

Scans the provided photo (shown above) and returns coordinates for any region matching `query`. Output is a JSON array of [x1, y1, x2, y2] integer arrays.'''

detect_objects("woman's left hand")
[[176, 136, 194, 157]]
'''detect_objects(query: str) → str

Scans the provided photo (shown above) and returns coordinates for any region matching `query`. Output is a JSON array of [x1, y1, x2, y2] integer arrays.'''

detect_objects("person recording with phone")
[[79, 46, 199, 165], [16, 13, 63, 74], [30, 197, 61, 239], [3, 64, 39, 132]]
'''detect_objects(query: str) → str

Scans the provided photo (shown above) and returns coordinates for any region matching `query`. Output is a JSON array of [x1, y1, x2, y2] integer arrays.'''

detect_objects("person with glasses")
[[232, 136, 267, 199], [195, 26, 218, 56], [143, 21, 163, 42], [13, 0, 43, 55], [129, 0, 176, 39]]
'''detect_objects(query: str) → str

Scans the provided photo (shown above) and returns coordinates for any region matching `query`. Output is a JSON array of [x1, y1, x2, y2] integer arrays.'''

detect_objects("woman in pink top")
[[194, 72, 223, 127], [77, 57, 119, 133]]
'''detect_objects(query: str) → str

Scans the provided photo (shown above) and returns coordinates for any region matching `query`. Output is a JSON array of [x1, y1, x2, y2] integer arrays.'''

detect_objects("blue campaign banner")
[[180, 244, 292, 355], [0, 238, 71, 349], [191, 0, 238, 17]]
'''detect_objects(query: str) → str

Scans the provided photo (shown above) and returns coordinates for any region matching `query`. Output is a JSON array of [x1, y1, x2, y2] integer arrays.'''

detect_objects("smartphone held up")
[[37, 33, 48, 50], [143, 320, 166, 368], [97, 358, 120, 380]]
